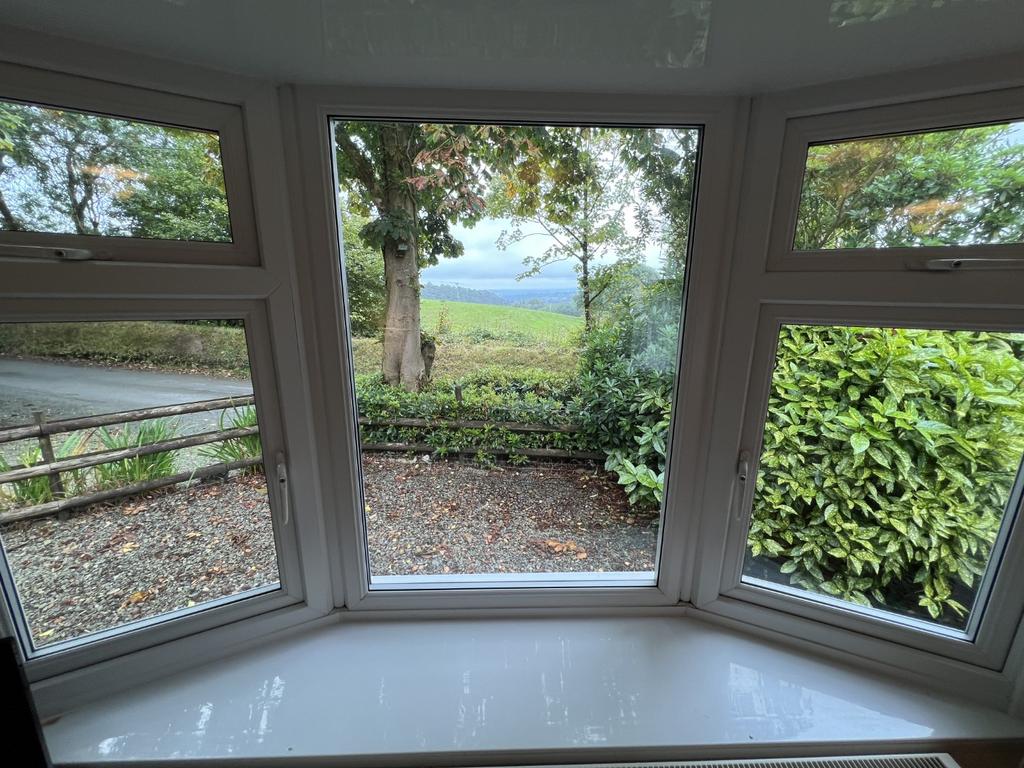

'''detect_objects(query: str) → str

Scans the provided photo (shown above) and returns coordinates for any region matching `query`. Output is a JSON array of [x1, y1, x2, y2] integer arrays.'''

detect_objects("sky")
[[420, 215, 667, 291]]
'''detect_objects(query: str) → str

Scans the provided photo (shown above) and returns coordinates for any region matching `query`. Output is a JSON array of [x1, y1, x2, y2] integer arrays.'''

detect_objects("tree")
[[0, 105, 23, 231], [796, 123, 1024, 249], [489, 127, 644, 331], [340, 201, 386, 337], [618, 127, 700, 285], [114, 126, 230, 241], [334, 121, 539, 391], [0, 104, 132, 235], [0, 102, 231, 240]]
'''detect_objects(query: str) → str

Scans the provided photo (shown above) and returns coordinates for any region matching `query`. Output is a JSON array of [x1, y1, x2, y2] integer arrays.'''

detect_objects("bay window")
[[1, 50, 1022, 721]]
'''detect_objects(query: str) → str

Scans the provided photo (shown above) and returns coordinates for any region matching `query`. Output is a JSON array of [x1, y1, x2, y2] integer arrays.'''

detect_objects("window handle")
[[0, 245, 95, 261], [275, 453, 290, 526], [915, 257, 1024, 271], [733, 450, 752, 522]]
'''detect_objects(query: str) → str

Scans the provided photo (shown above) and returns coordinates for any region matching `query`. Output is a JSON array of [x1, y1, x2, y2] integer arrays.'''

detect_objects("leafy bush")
[[0, 432, 90, 507], [748, 326, 1024, 623], [200, 406, 263, 471], [0, 321, 250, 374], [576, 285, 680, 509], [95, 419, 179, 488], [355, 371, 594, 457], [575, 298, 1024, 625]]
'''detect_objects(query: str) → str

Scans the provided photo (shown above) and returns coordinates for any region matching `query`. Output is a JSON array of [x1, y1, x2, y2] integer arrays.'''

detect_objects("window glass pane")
[[794, 121, 1024, 249], [331, 120, 700, 585], [0, 320, 278, 649], [0, 100, 231, 242], [744, 324, 1024, 630]]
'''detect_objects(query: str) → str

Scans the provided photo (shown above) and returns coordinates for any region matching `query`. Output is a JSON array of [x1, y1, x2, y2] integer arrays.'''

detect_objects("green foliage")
[[796, 123, 1024, 249], [341, 205, 387, 337], [748, 326, 1024, 624], [114, 126, 230, 241], [356, 371, 593, 458], [0, 101, 229, 239], [618, 127, 700, 280], [0, 432, 90, 507], [95, 419, 179, 488], [335, 121, 543, 266], [0, 320, 251, 375], [488, 127, 646, 328], [576, 285, 680, 509], [200, 406, 263, 471], [432, 303, 452, 338]]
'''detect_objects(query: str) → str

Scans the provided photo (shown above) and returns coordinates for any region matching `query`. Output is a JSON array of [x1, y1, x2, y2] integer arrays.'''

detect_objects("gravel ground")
[[1, 456, 658, 646], [363, 455, 659, 576], [0, 473, 278, 647]]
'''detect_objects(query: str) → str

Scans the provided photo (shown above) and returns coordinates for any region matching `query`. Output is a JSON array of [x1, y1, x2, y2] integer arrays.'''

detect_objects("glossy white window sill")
[[44, 616, 1024, 766]]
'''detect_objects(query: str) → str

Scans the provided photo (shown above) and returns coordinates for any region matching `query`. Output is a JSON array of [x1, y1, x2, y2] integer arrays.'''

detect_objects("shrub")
[[0, 432, 90, 507], [95, 419, 179, 488], [355, 370, 594, 457], [0, 321, 250, 374], [200, 406, 263, 471], [576, 286, 679, 509], [575, 301, 1024, 625], [749, 326, 1024, 623]]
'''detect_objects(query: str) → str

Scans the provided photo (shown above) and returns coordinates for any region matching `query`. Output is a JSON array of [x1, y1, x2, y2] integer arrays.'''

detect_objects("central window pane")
[[331, 120, 700, 585]]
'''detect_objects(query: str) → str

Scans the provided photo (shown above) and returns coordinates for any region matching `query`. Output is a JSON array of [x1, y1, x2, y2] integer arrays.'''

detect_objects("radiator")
[[489, 755, 961, 768]]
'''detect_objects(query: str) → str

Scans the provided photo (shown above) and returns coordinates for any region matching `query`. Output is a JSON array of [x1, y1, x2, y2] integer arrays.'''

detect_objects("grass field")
[[0, 302, 581, 382], [421, 299, 582, 344], [350, 336, 577, 380]]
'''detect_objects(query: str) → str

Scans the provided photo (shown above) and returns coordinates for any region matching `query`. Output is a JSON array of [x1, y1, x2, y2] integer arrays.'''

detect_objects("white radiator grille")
[[497, 755, 959, 768]]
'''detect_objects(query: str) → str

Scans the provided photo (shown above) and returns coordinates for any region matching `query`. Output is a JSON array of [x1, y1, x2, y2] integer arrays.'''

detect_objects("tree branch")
[[335, 131, 380, 200]]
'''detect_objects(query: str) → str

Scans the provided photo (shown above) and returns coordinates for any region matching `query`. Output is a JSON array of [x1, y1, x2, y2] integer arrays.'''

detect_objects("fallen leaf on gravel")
[[576, 551, 588, 560], [126, 590, 152, 604], [120, 542, 139, 553]]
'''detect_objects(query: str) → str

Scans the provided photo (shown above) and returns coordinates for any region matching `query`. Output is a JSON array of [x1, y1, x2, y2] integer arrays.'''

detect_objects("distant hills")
[[421, 282, 581, 316]]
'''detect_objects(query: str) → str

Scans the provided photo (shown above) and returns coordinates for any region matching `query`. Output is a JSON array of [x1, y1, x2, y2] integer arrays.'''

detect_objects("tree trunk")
[[381, 239, 424, 391], [379, 125, 425, 392], [0, 189, 19, 230], [580, 241, 593, 332]]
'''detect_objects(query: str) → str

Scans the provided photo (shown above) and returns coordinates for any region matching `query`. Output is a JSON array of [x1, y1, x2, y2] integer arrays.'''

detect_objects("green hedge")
[[749, 325, 1024, 623], [0, 321, 250, 374], [355, 371, 596, 458]]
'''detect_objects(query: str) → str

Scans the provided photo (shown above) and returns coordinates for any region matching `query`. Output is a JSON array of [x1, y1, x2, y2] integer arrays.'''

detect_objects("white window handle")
[[733, 450, 752, 522], [275, 452, 290, 526]]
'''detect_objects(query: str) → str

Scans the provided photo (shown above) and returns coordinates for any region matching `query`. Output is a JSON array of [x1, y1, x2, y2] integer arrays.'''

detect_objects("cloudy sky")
[[421, 215, 666, 291]]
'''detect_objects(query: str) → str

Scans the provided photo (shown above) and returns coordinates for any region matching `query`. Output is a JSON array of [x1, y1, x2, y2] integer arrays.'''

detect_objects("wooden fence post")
[[32, 411, 67, 520]]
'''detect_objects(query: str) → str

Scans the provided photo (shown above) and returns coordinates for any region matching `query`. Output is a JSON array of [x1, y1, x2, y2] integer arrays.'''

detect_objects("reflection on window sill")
[[42, 615, 1024, 765]]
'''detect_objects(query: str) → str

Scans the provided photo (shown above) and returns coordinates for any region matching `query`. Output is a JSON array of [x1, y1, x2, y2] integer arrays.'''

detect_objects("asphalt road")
[[0, 357, 253, 431]]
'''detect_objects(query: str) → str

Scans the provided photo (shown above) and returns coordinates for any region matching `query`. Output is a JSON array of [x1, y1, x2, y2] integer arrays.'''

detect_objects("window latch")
[[0, 244, 95, 261], [733, 450, 752, 521], [275, 452, 290, 526], [911, 257, 1024, 271]]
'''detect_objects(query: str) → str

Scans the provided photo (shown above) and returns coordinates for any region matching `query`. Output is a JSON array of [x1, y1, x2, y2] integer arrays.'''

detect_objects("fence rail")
[[0, 397, 258, 523], [1, 397, 597, 523], [0, 395, 255, 444]]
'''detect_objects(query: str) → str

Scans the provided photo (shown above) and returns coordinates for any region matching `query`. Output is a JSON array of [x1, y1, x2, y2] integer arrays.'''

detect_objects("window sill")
[[43, 615, 1024, 766]]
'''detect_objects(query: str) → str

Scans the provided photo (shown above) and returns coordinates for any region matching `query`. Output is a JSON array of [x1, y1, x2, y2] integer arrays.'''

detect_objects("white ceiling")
[[1, 0, 1023, 94]]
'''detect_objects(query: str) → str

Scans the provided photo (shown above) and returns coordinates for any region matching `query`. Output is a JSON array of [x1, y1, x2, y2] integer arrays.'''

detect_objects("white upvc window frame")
[[286, 86, 745, 612], [0, 61, 335, 698], [691, 76, 1024, 695]]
